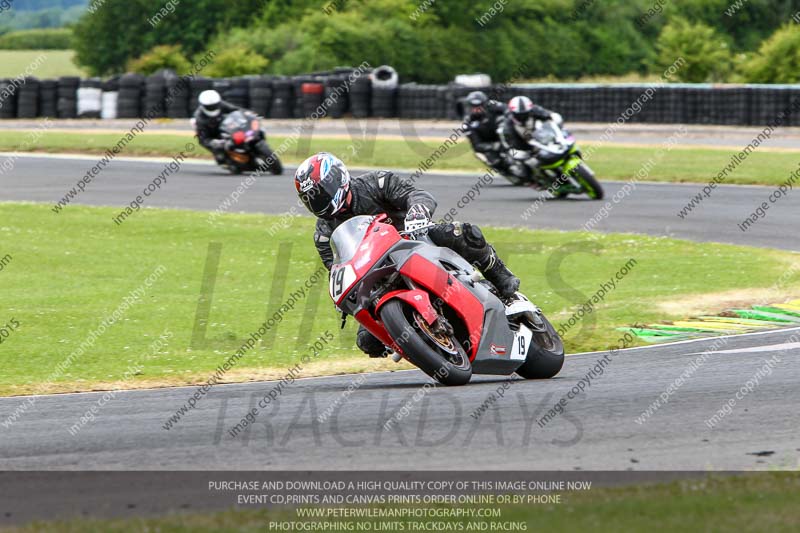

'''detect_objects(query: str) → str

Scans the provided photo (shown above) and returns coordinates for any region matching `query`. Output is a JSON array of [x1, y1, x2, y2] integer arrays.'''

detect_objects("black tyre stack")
[[57, 76, 79, 119], [301, 81, 325, 117], [324, 74, 349, 118], [399, 84, 442, 119], [788, 86, 800, 127], [226, 77, 250, 109], [398, 83, 416, 119], [0, 79, 17, 119], [292, 76, 314, 118], [349, 75, 371, 118], [143, 72, 167, 117], [249, 76, 272, 117], [16, 77, 39, 118], [39, 79, 58, 118], [165, 74, 190, 118], [371, 87, 396, 117], [370, 65, 398, 118], [117, 73, 143, 118], [270, 77, 293, 118]]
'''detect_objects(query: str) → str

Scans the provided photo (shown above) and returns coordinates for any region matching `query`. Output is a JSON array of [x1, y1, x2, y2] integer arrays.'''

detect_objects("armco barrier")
[[0, 71, 799, 126]]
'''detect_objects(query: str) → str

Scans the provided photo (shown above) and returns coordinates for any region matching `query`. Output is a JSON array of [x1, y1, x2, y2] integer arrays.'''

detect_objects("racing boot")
[[357, 326, 389, 358], [476, 247, 520, 300]]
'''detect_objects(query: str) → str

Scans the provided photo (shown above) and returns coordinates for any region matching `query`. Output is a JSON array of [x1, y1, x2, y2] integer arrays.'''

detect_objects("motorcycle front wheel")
[[571, 162, 604, 200], [380, 300, 472, 386], [514, 314, 565, 379]]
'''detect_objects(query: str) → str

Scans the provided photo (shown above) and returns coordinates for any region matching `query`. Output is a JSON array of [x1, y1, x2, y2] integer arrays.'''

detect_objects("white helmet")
[[508, 95, 535, 134], [198, 90, 222, 117]]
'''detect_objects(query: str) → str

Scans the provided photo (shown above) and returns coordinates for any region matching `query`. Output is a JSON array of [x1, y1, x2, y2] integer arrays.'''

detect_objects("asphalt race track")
[[2, 153, 798, 250], [1, 328, 798, 470], [0, 153, 798, 473]]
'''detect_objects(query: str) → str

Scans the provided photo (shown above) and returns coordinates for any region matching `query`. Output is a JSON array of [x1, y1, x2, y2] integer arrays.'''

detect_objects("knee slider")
[[463, 223, 486, 248]]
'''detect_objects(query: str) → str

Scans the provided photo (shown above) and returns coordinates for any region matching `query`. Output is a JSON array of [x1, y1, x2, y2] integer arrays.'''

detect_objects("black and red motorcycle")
[[328, 214, 565, 386], [218, 110, 282, 175]]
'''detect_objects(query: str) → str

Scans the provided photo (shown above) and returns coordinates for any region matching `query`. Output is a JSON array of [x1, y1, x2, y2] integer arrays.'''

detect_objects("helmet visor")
[[299, 174, 342, 218]]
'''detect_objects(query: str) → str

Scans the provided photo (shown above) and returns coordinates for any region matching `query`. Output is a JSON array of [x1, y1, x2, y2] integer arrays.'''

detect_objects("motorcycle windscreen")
[[531, 121, 558, 145], [220, 111, 248, 131], [330, 215, 373, 265]]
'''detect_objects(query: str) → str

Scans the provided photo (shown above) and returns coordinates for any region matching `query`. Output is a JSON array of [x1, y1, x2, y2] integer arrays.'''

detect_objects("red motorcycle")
[[328, 215, 565, 386], [218, 110, 283, 175]]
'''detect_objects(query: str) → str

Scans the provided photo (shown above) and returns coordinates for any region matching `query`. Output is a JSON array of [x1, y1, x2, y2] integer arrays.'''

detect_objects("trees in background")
[[70, 0, 800, 83], [656, 18, 732, 82], [739, 25, 800, 83]]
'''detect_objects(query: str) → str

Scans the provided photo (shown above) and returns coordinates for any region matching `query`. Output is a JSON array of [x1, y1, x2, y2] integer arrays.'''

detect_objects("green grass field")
[[1, 202, 799, 396], [11, 473, 800, 532], [1, 129, 799, 186], [0, 50, 85, 78]]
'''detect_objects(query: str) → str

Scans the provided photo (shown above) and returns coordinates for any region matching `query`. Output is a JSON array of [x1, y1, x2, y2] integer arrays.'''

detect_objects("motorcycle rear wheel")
[[515, 314, 565, 379], [380, 300, 472, 386]]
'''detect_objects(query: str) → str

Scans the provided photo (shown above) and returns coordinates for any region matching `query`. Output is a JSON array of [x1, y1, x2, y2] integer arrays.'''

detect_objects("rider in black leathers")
[[498, 96, 562, 182], [461, 91, 509, 175], [193, 89, 280, 173], [294, 152, 521, 357], [193, 90, 241, 165]]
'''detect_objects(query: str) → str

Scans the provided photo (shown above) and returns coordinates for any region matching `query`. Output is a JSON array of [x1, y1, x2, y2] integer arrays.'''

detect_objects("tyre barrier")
[[226, 76, 250, 109], [165, 74, 190, 118], [325, 75, 349, 119], [0, 79, 17, 119], [370, 65, 398, 89], [2, 66, 799, 127], [101, 90, 118, 120], [301, 82, 325, 118], [143, 73, 167, 118], [270, 77, 293, 119], [371, 87, 397, 118], [249, 76, 272, 117], [77, 78, 103, 119], [57, 76, 79, 119], [349, 75, 371, 118], [39, 79, 58, 118], [117, 73, 143, 119], [17, 77, 39, 119], [292, 76, 314, 118]]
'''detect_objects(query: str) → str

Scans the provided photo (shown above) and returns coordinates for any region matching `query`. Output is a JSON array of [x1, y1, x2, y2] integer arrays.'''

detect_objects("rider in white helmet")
[[499, 95, 563, 181], [193, 89, 281, 174], [193, 89, 241, 164]]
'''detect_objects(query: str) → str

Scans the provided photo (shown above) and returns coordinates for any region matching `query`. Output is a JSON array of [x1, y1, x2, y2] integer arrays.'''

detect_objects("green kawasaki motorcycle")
[[502, 121, 604, 199]]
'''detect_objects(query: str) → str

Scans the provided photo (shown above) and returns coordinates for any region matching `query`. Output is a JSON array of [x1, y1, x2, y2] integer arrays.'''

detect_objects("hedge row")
[[1, 71, 799, 127]]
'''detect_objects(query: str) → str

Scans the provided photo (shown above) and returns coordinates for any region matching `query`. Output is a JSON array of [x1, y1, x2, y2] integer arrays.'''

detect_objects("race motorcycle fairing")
[[328, 215, 565, 385]]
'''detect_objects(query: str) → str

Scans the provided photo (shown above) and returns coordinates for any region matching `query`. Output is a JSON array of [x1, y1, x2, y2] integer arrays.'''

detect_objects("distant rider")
[[294, 152, 521, 358], [461, 90, 510, 175], [498, 96, 562, 182], [192, 89, 280, 173]]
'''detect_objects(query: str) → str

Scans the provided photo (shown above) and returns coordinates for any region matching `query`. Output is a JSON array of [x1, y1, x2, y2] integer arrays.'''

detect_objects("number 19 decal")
[[511, 327, 533, 361], [329, 264, 356, 303]]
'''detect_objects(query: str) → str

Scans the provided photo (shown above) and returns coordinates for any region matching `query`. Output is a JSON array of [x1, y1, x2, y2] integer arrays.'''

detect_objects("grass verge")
[[0, 50, 85, 78], [1, 129, 799, 186], [10, 473, 800, 532], [1, 203, 799, 396]]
